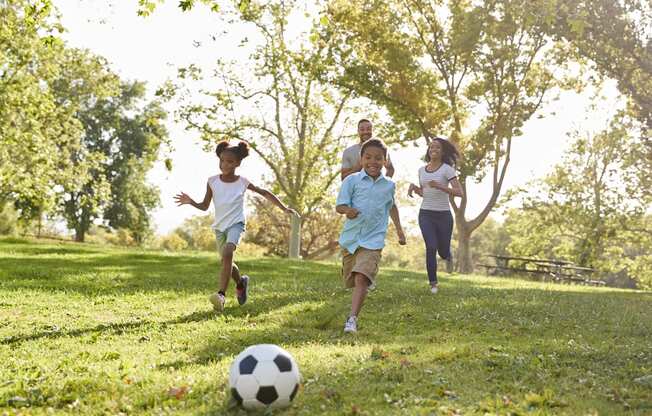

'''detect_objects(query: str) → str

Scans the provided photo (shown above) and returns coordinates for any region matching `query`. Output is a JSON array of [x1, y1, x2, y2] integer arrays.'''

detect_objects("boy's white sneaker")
[[209, 292, 225, 312], [343, 316, 357, 333], [430, 285, 439, 294]]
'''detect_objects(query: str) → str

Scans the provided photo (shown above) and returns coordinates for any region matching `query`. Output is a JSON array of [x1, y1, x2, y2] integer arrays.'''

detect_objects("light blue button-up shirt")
[[336, 170, 395, 254]]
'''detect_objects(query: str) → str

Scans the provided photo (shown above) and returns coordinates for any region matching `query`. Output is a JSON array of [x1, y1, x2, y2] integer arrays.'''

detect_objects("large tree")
[[0, 0, 83, 229], [324, 0, 574, 272], [553, 0, 651, 129], [51, 48, 120, 242], [162, 0, 354, 258], [102, 90, 169, 244], [55, 66, 169, 243], [555, 0, 652, 202]]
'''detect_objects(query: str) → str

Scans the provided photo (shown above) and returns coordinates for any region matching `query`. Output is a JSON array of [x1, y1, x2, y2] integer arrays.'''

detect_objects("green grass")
[[1, 237, 650, 415]]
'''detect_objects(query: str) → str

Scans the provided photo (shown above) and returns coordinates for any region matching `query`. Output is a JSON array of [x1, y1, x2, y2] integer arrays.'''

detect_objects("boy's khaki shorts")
[[341, 247, 382, 288]]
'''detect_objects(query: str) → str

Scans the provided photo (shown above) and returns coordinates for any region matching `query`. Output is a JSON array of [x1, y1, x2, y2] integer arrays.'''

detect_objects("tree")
[[162, 0, 354, 259], [0, 0, 84, 228], [102, 91, 169, 244], [324, 0, 574, 272], [245, 196, 342, 259], [57, 72, 169, 243], [553, 0, 651, 129], [552, 0, 652, 199], [51, 48, 121, 242], [506, 118, 651, 287]]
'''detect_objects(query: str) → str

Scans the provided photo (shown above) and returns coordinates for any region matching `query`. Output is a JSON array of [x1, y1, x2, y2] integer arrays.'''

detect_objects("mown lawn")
[[1, 237, 650, 415]]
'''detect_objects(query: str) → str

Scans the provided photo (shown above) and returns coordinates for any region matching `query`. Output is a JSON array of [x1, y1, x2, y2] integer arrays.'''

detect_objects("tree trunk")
[[75, 210, 90, 243], [288, 215, 301, 259], [74, 227, 85, 242], [37, 212, 43, 238], [456, 222, 473, 273]]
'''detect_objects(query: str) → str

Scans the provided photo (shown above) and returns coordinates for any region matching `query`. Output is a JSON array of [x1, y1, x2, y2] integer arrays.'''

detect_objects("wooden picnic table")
[[477, 255, 604, 286], [487, 255, 574, 268]]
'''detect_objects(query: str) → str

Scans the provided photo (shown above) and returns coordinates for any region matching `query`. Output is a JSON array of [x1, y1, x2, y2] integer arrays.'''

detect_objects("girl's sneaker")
[[209, 292, 225, 312], [236, 275, 249, 305], [343, 316, 357, 333], [430, 284, 439, 294]]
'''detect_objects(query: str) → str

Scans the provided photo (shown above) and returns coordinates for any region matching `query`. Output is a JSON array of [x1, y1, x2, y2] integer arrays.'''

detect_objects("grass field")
[[1, 237, 651, 415]]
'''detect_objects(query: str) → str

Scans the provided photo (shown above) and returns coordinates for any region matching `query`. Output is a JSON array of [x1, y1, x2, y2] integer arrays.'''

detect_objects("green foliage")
[[323, 0, 576, 272], [161, 232, 189, 251], [56, 69, 168, 243], [0, 1, 84, 222], [467, 216, 511, 260], [505, 119, 652, 288], [1, 2, 169, 243], [0, 201, 19, 236], [245, 197, 343, 259], [171, 214, 215, 251], [0, 238, 650, 414], [165, 0, 355, 254], [137, 0, 222, 16], [552, 0, 652, 129], [101, 95, 169, 244]]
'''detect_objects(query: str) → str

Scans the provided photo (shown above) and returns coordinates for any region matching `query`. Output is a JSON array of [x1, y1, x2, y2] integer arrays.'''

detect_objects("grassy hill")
[[1, 237, 650, 415]]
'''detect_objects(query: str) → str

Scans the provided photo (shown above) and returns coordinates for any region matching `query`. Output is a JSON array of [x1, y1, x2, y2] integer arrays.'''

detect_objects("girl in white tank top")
[[174, 141, 298, 312]]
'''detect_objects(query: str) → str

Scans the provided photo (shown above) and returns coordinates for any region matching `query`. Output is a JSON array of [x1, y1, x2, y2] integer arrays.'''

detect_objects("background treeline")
[[1, 0, 649, 288]]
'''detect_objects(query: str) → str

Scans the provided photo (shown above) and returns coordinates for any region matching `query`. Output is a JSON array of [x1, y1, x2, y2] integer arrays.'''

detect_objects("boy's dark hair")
[[360, 138, 387, 158], [425, 137, 460, 166], [357, 118, 372, 127], [215, 140, 250, 160]]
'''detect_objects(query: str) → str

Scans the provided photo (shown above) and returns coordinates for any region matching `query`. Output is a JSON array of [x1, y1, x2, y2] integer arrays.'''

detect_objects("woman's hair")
[[425, 137, 459, 166], [215, 140, 250, 160], [360, 138, 388, 158]]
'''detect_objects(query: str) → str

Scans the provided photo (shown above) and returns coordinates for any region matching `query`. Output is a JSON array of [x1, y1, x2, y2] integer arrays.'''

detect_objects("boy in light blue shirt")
[[336, 138, 406, 333]]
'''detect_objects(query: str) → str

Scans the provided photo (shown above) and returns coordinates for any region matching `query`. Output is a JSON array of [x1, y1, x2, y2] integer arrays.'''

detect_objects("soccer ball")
[[229, 344, 301, 410]]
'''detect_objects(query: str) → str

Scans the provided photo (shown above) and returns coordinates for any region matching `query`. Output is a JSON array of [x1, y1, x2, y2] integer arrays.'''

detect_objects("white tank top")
[[207, 175, 250, 231]]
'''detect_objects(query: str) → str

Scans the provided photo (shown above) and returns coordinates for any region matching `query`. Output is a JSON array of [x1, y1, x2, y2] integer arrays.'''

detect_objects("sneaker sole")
[[237, 275, 249, 305], [209, 294, 224, 312]]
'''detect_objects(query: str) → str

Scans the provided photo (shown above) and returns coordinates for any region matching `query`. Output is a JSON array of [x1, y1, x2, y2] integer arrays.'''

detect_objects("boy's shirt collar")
[[360, 169, 386, 182]]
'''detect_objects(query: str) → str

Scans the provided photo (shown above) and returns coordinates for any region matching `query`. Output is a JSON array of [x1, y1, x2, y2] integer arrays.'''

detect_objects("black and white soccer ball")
[[229, 344, 301, 410]]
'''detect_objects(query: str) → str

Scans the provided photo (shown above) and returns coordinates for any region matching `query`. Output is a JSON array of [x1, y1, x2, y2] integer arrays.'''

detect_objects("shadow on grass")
[[0, 248, 321, 296]]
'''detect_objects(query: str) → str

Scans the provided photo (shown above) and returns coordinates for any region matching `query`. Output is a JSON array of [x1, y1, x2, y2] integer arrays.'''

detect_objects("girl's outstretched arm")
[[174, 183, 213, 211], [247, 184, 299, 217]]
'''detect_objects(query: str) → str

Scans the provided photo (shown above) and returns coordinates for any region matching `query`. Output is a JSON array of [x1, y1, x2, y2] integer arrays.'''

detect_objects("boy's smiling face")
[[361, 145, 386, 178]]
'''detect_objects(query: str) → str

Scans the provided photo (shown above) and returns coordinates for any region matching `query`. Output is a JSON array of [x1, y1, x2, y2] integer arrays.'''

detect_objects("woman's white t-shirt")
[[418, 163, 457, 211], [207, 175, 250, 231]]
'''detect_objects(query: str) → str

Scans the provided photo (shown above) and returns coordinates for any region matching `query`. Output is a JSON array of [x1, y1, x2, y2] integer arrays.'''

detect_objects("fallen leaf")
[[167, 385, 190, 400]]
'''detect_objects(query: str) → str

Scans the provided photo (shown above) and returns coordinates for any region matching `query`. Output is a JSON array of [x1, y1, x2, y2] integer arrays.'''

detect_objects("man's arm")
[[341, 161, 362, 180], [385, 158, 395, 178]]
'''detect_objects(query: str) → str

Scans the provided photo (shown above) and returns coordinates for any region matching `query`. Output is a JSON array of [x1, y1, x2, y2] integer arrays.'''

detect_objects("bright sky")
[[54, 0, 622, 235]]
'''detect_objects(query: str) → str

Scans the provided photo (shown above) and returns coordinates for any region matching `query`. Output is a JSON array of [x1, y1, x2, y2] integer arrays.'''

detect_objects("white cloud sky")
[[54, 0, 622, 235]]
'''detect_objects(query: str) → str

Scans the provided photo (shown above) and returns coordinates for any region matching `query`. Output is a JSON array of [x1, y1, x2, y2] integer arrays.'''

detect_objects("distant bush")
[[0, 202, 19, 235], [161, 233, 188, 251]]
